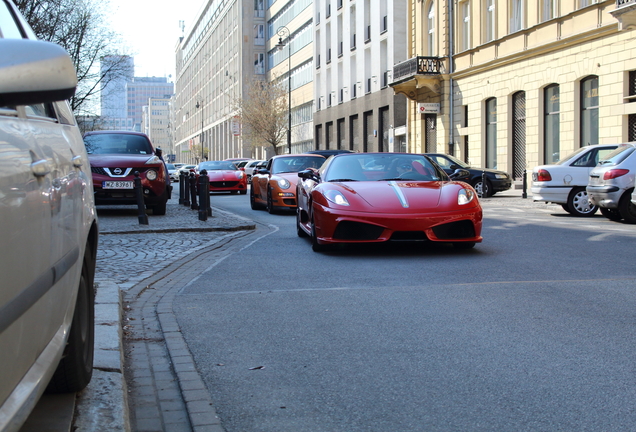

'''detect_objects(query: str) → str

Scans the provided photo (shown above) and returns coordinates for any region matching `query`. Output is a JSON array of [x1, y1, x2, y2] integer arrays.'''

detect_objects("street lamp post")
[[276, 26, 292, 154], [195, 100, 204, 162]]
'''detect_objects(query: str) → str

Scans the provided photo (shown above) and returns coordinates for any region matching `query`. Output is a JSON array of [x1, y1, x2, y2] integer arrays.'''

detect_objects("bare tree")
[[14, 0, 130, 117], [235, 77, 289, 156]]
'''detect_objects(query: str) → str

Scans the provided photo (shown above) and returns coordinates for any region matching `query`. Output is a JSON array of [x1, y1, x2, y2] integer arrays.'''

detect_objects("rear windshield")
[[598, 146, 636, 166], [84, 134, 153, 155]]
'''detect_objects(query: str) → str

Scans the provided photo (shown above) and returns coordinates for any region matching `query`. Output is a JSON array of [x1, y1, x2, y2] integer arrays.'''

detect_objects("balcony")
[[611, 0, 636, 30], [389, 56, 444, 98]]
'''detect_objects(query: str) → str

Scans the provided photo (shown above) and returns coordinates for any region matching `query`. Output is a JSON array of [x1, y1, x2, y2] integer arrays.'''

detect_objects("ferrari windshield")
[[271, 156, 325, 174], [84, 134, 153, 155], [323, 154, 446, 182], [198, 161, 239, 171]]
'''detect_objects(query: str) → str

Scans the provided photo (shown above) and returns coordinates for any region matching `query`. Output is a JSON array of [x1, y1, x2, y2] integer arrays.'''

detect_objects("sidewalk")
[[73, 196, 256, 431]]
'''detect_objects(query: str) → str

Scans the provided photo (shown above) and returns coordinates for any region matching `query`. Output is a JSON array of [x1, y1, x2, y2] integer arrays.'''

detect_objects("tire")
[[151, 198, 167, 216], [561, 204, 572, 214], [297, 208, 308, 237], [600, 207, 622, 221], [473, 178, 491, 198], [267, 188, 275, 214], [311, 218, 327, 252], [230, 190, 238, 195], [46, 249, 95, 393], [240, 189, 247, 195], [619, 191, 636, 223], [453, 242, 476, 250], [567, 187, 597, 217]]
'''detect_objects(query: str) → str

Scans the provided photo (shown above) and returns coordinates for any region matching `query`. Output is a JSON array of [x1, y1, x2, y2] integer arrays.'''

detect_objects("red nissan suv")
[[84, 131, 170, 215]]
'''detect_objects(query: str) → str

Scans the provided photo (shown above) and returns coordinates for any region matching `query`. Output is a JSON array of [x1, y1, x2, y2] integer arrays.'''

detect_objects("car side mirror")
[[257, 168, 270, 175], [449, 168, 470, 180], [450, 164, 460, 170], [0, 39, 77, 106], [298, 169, 318, 180]]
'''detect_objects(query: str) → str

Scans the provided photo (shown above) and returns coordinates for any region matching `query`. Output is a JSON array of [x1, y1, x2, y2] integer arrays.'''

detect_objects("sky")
[[105, 0, 205, 80]]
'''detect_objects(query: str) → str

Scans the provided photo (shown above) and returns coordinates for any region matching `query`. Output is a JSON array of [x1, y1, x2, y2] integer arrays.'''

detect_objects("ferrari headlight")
[[458, 188, 475, 205], [146, 169, 158, 181], [277, 178, 291, 189], [325, 190, 350, 206], [236, 171, 245, 179]]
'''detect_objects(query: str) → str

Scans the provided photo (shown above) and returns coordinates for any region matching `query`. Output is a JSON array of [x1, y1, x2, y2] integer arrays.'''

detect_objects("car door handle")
[[31, 159, 51, 177]]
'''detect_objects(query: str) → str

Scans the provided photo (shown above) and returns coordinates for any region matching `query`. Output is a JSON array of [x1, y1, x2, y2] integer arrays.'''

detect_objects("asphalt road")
[[172, 193, 636, 432]]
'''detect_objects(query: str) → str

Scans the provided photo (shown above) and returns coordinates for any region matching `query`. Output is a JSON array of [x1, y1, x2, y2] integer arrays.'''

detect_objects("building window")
[[460, 1, 471, 52], [627, 70, 636, 103], [254, 0, 264, 17], [510, 0, 524, 33], [485, 0, 496, 42], [254, 53, 264, 74], [254, 24, 264, 45], [541, 0, 556, 22], [485, 97, 497, 168], [427, 2, 435, 56], [579, 0, 598, 8], [581, 75, 599, 147], [544, 84, 560, 163]]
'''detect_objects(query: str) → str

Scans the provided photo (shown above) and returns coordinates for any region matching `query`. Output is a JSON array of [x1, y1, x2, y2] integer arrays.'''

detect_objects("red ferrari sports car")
[[296, 153, 482, 252], [198, 160, 248, 194]]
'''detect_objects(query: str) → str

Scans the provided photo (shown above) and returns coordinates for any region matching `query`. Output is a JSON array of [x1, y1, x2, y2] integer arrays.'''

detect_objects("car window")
[[25, 103, 57, 119], [598, 146, 636, 166], [571, 148, 598, 167], [199, 161, 237, 170], [0, 1, 24, 39], [84, 134, 153, 154], [54, 101, 76, 125], [271, 156, 324, 174]]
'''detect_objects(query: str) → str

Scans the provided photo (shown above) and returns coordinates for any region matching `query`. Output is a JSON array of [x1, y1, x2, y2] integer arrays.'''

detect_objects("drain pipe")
[[448, 0, 455, 155]]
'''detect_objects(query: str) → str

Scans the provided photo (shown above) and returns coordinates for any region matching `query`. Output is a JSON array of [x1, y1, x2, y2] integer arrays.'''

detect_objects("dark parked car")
[[424, 153, 512, 197], [306, 149, 355, 158], [84, 131, 171, 215]]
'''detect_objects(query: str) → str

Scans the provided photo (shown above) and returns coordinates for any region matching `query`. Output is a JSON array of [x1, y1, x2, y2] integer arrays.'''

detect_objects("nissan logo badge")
[[113, 168, 122, 175]]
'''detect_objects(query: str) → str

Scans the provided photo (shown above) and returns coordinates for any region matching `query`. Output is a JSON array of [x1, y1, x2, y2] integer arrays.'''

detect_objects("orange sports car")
[[251, 154, 326, 213]]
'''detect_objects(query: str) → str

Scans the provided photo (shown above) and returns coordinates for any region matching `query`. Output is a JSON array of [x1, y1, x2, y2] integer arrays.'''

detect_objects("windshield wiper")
[[328, 178, 358, 182], [377, 178, 403, 181]]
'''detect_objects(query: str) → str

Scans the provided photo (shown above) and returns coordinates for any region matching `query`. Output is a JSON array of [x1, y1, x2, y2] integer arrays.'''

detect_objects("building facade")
[[391, 0, 636, 181], [267, 0, 315, 154], [174, 0, 255, 163], [100, 55, 134, 130], [142, 98, 175, 160], [313, 0, 408, 153], [126, 78, 174, 133]]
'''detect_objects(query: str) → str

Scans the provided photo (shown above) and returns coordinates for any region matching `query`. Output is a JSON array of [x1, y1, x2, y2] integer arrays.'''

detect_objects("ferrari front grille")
[[210, 181, 239, 188], [333, 221, 384, 240], [432, 220, 476, 240], [390, 231, 428, 241]]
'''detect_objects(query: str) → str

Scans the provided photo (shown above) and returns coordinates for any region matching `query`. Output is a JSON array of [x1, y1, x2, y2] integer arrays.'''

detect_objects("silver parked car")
[[0, 1, 98, 431], [587, 143, 636, 223]]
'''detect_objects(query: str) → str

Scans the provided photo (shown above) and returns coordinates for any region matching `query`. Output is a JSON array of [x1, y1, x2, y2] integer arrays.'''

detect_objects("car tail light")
[[603, 169, 630, 180], [536, 169, 552, 182]]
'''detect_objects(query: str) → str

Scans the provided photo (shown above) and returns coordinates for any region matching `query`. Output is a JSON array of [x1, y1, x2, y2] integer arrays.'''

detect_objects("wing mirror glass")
[[449, 168, 470, 180]]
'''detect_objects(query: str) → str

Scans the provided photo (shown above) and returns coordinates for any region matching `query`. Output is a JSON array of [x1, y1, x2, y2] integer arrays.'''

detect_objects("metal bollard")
[[179, 171, 185, 205], [182, 172, 190, 207], [481, 170, 487, 198], [198, 169, 212, 220], [189, 172, 199, 210], [133, 171, 149, 225], [522, 169, 528, 199]]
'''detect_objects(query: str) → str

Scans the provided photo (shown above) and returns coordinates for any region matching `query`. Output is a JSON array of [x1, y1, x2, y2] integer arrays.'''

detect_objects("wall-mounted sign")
[[417, 103, 440, 114]]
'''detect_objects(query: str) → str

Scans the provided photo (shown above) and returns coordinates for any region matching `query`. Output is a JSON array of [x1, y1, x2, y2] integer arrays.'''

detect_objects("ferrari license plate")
[[103, 181, 133, 189]]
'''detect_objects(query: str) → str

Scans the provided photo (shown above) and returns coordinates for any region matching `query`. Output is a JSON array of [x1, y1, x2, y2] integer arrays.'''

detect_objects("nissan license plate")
[[103, 181, 133, 189]]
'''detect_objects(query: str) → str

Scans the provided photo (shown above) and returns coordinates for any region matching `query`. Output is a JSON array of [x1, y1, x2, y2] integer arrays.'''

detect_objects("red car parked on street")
[[198, 160, 248, 194]]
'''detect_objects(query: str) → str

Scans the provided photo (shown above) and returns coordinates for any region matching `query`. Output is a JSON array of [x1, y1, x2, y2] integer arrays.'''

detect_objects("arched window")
[[486, 97, 497, 168], [427, 2, 435, 56], [580, 76, 598, 147], [544, 84, 560, 163]]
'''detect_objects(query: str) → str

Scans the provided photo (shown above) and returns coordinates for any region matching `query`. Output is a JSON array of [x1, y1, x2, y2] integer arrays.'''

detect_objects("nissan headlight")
[[458, 188, 475, 205], [145, 156, 162, 164]]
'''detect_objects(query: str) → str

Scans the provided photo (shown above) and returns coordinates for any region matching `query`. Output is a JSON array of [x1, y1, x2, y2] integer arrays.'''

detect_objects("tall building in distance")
[[313, 0, 408, 153], [142, 98, 175, 160], [99, 55, 174, 133]]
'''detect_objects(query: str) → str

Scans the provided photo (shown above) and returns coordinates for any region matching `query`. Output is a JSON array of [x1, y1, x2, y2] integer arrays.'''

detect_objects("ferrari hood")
[[338, 181, 443, 211]]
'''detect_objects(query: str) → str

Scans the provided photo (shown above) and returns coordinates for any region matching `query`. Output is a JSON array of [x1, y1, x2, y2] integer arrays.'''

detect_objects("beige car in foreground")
[[0, 1, 98, 431]]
